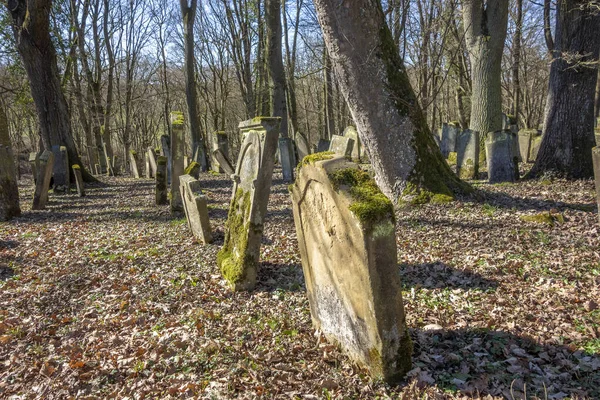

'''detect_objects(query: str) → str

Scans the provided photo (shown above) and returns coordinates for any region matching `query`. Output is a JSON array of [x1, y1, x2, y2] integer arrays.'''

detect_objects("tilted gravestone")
[[179, 174, 213, 244], [278, 137, 296, 182], [486, 130, 519, 183], [29, 152, 39, 182], [211, 131, 229, 173], [170, 112, 185, 213], [212, 149, 235, 176], [72, 164, 85, 197], [155, 156, 168, 205], [290, 156, 412, 383], [0, 145, 21, 221], [317, 138, 331, 153], [295, 133, 310, 162], [129, 150, 140, 178], [593, 147, 600, 224], [102, 142, 114, 176], [529, 132, 543, 162], [517, 129, 536, 163], [329, 134, 354, 157], [32, 150, 55, 210], [217, 117, 280, 291], [440, 122, 460, 158], [343, 126, 364, 162], [147, 148, 157, 177], [52, 145, 70, 193], [456, 129, 479, 179]]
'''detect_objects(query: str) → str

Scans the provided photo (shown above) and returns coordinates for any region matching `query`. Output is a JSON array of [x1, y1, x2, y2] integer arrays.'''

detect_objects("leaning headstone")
[[29, 153, 39, 183], [184, 156, 190, 169], [593, 147, 600, 224], [102, 142, 114, 176], [217, 117, 280, 291], [129, 150, 140, 178], [211, 131, 229, 173], [486, 130, 519, 183], [343, 126, 364, 161], [147, 148, 157, 177], [72, 164, 85, 197], [529, 132, 543, 162], [179, 174, 213, 244], [441, 122, 459, 158], [212, 149, 235, 176], [328, 134, 354, 157], [278, 137, 295, 181], [192, 143, 208, 172], [170, 112, 185, 213], [145, 152, 152, 179], [0, 145, 21, 221], [32, 150, 55, 210], [155, 156, 168, 205], [295, 133, 310, 162], [317, 139, 331, 153], [291, 156, 412, 383], [456, 129, 479, 179], [51, 145, 70, 193]]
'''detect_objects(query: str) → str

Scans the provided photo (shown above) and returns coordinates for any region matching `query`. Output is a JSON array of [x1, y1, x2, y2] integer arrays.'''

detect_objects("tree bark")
[[313, 0, 471, 204], [7, 0, 95, 181], [265, 0, 288, 138], [528, 0, 600, 179], [512, 0, 522, 124]]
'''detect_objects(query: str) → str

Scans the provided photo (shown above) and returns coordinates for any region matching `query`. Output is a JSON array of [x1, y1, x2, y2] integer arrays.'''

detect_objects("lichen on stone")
[[157, 156, 167, 166], [184, 161, 200, 176], [520, 211, 565, 227]]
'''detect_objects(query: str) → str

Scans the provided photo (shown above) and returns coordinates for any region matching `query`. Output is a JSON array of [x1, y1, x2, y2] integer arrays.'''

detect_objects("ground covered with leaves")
[[1, 169, 599, 399]]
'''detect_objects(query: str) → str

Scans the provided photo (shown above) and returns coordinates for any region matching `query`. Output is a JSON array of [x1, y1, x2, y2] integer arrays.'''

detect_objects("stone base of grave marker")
[[32, 150, 55, 210], [179, 174, 213, 244], [486, 130, 519, 183], [72, 164, 85, 197], [291, 156, 412, 383], [0, 145, 21, 221]]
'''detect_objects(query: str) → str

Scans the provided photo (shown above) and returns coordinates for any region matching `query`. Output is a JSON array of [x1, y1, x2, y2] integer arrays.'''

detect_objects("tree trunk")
[[265, 0, 288, 138], [512, 0, 523, 124], [313, 0, 471, 204], [528, 0, 600, 179], [462, 0, 508, 145], [7, 0, 95, 182]]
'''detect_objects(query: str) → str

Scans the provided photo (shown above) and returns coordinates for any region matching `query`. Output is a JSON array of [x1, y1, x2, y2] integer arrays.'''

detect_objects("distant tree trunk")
[[323, 48, 335, 139], [528, 0, 600, 179], [512, 0, 523, 124], [462, 0, 509, 141], [6, 0, 95, 181], [313, 0, 471, 204], [265, 0, 288, 138]]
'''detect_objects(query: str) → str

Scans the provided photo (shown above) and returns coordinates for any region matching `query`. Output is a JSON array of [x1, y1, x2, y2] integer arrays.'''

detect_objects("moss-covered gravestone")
[[456, 129, 479, 179], [156, 156, 168, 205], [184, 161, 201, 179], [170, 112, 185, 213], [593, 147, 600, 224], [179, 174, 212, 244], [217, 117, 281, 291], [129, 150, 140, 178], [212, 149, 235, 176], [32, 150, 55, 210], [328, 134, 354, 157], [72, 164, 85, 197], [486, 130, 519, 183], [290, 155, 412, 383]]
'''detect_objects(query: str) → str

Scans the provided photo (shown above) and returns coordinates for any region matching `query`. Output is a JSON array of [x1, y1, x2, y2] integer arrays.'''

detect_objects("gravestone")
[[184, 156, 190, 169], [94, 163, 101, 175], [595, 129, 600, 146], [211, 131, 229, 173], [52, 145, 70, 193], [145, 152, 152, 179], [29, 153, 39, 183], [485, 130, 519, 183], [529, 132, 543, 162], [72, 164, 85, 197], [170, 112, 185, 213], [0, 145, 20, 221], [161, 134, 171, 183], [441, 122, 459, 158], [32, 150, 55, 210], [179, 174, 213, 244], [184, 161, 201, 179], [317, 139, 331, 153], [129, 150, 140, 178], [343, 126, 364, 161], [291, 156, 412, 383], [278, 137, 295, 181], [212, 149, 235, 176], [192, 143, 208, 172], [217, 117, 280, 291], [518, 129, 535, 163], [456, 129, 479, 179], [295, 133, 310, 162], [102, 142, 114, 176], [328, 134, 354, 157], [593, 147, 600, 224], [147, 148, 157, 177], [155, 156, 168, 205]]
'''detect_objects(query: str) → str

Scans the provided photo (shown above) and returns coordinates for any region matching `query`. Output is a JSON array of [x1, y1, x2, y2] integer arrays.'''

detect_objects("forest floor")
[[1, 168, 599, 399]]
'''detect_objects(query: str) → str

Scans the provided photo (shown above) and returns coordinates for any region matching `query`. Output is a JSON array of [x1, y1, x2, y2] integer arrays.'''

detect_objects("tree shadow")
[[255, 261, 305, 292], [399, 261, 498, 291], [0, 264, 15, 281]]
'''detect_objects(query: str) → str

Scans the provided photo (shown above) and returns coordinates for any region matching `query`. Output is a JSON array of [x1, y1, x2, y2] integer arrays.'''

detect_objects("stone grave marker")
[[160, 134, 171, 183], [456, 129, 479, 179], [593, 147, 600, 224], [192, 143, 208, 172], [129, 150, 140, 178], [278, 137, 295, 181], [328, 134, 354, 157], [184, 161, 201, 179], [29, 153, 39, 183], [518, 129, 535, 163], [212, 149, 235, 176], [179, 174, 213, 244], [317, 139, 331, 153], [94, 163, 100, 175], [72, 164, 85, 197], [295, 133, 310, 162], [32, 150, 55, 210], [529, 132, 543, 162], [155, 156, 168, 205], [217, 117, 280, 291], [0, 145, 21, 221], [343, 126, 364, 161], [595, 128, 600, 146], [440, 122, 459, 158], [102, 142, 114, 176], [147, 148, 157, 177], [52, 145, 70, 193], [485, 130, 519, 183], [145, 152, 152, 178], [290, 156, 412, 383], [211, 131, 229, 173], [170, 112, 185, 213]]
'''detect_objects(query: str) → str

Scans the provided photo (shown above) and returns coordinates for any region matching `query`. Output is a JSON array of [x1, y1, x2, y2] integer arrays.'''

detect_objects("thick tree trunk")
[[7, 0, 95, 182], [528, 0, 600, 179], [313, 0, 471, 204], [265, 0, 288, 138], [512, 0, 523, 124], [462, 0, 508, 148]]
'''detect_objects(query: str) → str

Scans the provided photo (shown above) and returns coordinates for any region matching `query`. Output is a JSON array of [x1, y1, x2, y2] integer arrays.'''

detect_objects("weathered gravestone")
[[129, 150, 140, 178], [486, 130, 519, 183], [295, 133, 310, 162], [343, 126, 365, 161], [192, 143, 208, 172], [211, 131, 229, 173], [155, 156, 168, 205], [29, 153, 39, 182], [52, 145, 70, 193], [212, 149, 235, 176], [102, 142, 114, 176], [0, 145, 20, 221], [595, 129, 600, 146], [94, 163, 101, 175], [179, 174, 213, 244], [529, 132, 543, 162], [184, 161, 201, 179], [440, 122, 460, 158], [290, 156, 412, 383], [593, 147, 600, 224], [32, 150, 55, 210], [329, 134, 354, 157], [278, 137, 295, 181], [456, 129, 479, 179], [170, 112, 185, 213], [72, 164, 85, 197], [160, 134, 171, 183], [317, 139, 331, 153], [147, 148, 157, 177], [518, 129, 535, 163], [217, 117, 280, 291]]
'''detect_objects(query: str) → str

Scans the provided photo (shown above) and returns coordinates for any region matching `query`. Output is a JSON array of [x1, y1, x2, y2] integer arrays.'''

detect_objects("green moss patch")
[[329, 168, 394, 225], [171, 111, 184, 126], [520, 212, 565, 227], [184, 161, 200, 176], [401, 182, 454, 206], [298, 151, 334, 169], [72, 164, 81, 170], [157, 156, 167, 166]]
